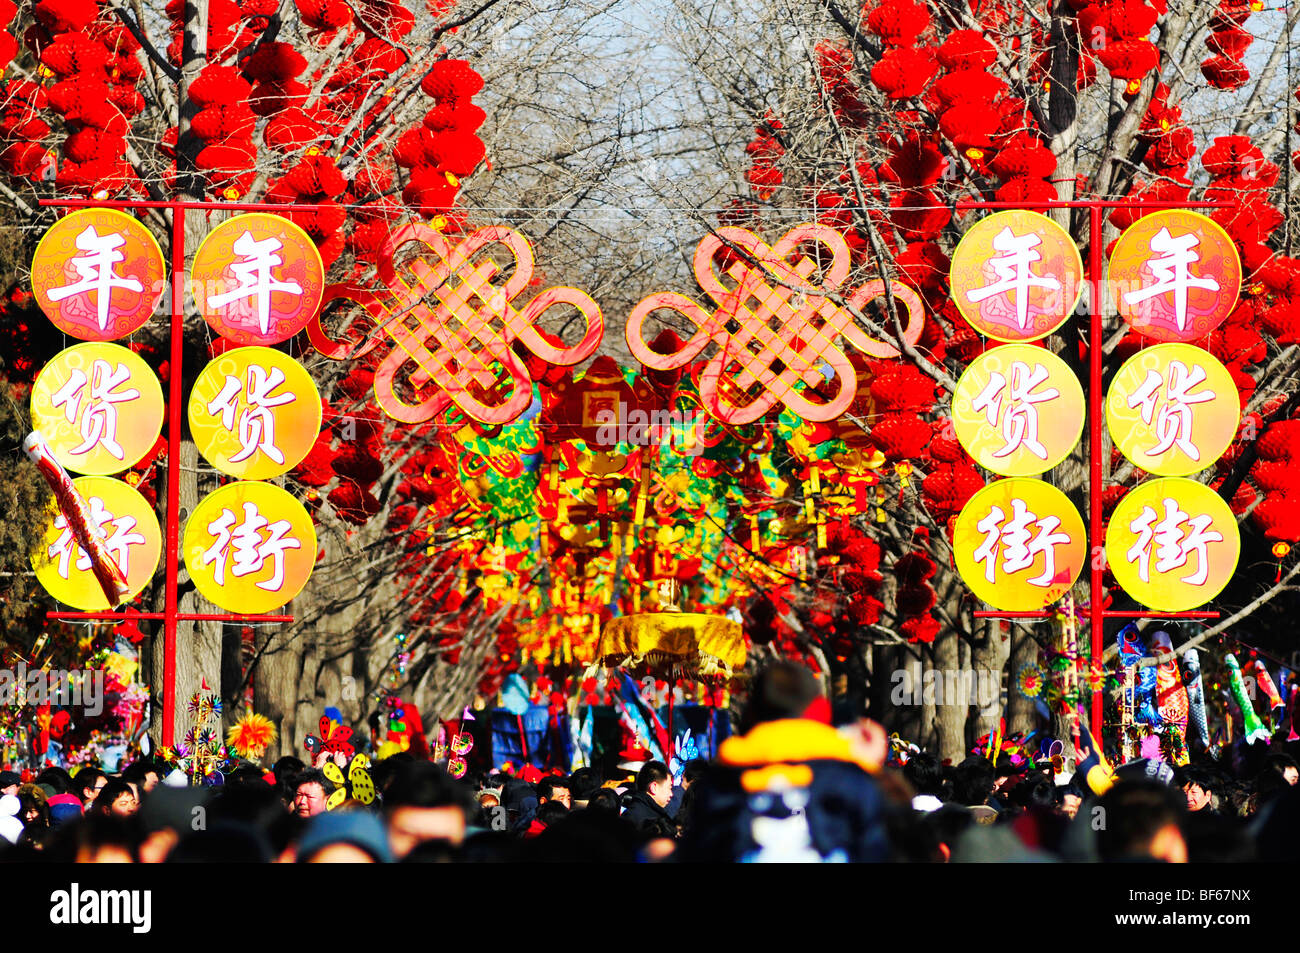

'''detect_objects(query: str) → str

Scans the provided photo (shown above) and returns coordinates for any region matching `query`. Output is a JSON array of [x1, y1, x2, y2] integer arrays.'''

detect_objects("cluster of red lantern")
[[187, 64, 258, 196], [743, 117, 784, 202], [396, 58, 487, 215], [1201, 0, 1261, 91], [11, 0, 149, 196], [893, 542, 939, 644], [1073, 0, 1163, 95]]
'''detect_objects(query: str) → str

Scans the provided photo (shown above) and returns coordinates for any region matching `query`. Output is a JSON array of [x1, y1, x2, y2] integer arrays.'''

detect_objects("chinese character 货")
[[205, 364, 296, 464], [965, 227, 1062, 331], [970, 360, 1060, 460], [206, 231, 303, 336], [48, 359, 141, 460], [971, 498, 1071, 586], [199, 501, 300, 592], [45, 226, 146, 333], [1125, 360, 1215, 461], [1121, 228, 1220, 332], [1125, 498, 1222, 586]]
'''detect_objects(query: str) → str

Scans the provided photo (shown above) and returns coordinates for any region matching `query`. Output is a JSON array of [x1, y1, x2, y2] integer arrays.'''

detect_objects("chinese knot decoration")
[[309, 223, 604, 425], [625, 223, 925, 425]]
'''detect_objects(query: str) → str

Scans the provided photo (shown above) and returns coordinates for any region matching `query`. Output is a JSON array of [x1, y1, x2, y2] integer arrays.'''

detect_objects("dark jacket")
[[621, 790, 676, 839], [676, 718, 890, 862]]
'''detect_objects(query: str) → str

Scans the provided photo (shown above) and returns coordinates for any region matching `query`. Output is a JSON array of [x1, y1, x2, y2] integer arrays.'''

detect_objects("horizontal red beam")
[[955, 200, 1233, 210], [47, 612, 293, 622], [38, 198, 340, 211], [973, 610, 1219, 619]]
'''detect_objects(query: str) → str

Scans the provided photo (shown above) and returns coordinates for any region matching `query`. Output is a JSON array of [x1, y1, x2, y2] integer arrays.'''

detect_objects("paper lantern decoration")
[[1105, 343, 1240, 476], [30, 342, 164, 475], [1105, 478, 1240, 612], [183, 481, 317, 613], [188, 346, 323, 479], [31, 209, 166, 341], [191, 213, 326, 345]]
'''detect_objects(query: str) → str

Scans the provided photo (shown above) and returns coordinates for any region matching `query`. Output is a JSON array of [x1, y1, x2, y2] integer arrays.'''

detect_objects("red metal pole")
[[163, 202, 184, 748], [1088, 204, 1105, 742]]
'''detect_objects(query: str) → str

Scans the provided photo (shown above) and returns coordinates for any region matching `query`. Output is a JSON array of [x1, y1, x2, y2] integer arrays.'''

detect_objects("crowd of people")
[[1, 662, 1297, 862]]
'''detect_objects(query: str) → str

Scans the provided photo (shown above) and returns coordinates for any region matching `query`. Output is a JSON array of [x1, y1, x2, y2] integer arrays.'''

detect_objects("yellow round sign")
[[949, 210, 1084, 342], [1105, 478, 1240, 612], [183, 481, 317, 614], [951, 344, 1084, 476], [953, 478, 1086, 611], [31, 208, 166, 341], [1106, 344, 1240, 477], [1108, 210, 1241, 342], [30, 342, 164, 476], [188, 347, 322, 479], [191, 213, 326, 346], [31, 476, 161, 611]]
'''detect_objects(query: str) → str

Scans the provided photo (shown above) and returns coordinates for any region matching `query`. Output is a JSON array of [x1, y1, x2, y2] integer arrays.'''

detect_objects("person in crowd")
[[951, 756, 999, 822], [383, 760, 475, 859], [291, 769, 334, 819], [621, 761, 677, 839], [72, 768, 106, 808], [677, 661, 890, 862], [536, 774, 572, 810], [1179, 766, 1219, 815], [1095, 780, 1188, 863], [0, 770, 20, 797], [903, 752, 947, 812], [297, 810, 393, 862], [92, 779, 139, 818]]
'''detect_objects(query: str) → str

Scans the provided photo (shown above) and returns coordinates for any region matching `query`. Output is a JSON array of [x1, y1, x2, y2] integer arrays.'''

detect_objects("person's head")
[[1096, 780, 1188, 863], [903, 753, 946, 799], [272, 756, 305, 790], [35, 767, 71, 795], [567, 767, 601, 806], [534, 799, 569, 829], [1008, 774, 1055, 811], [135, 787, 213, 864], [952, 756, 996, 807], [291, 769, 334, 818], [296, 810, 393, 863], [18, 786, 49, 829], [383, 761, 475, 858], [121, 760, 160, 793], [537, 775, 572, 809], [637, 761, 673, 808], [1181, 766, 1216, 813], [681, 759, 708, 791], [586, 788, 621, 814], [1055, 782, 1084, 820], [95, 779, 139, 818], [70, 812, 136, 863], [1256, 754, 1300, 803], [74, 768, 106, 805], [0, 770, 20, 797], [742, 661, 823, 731]]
